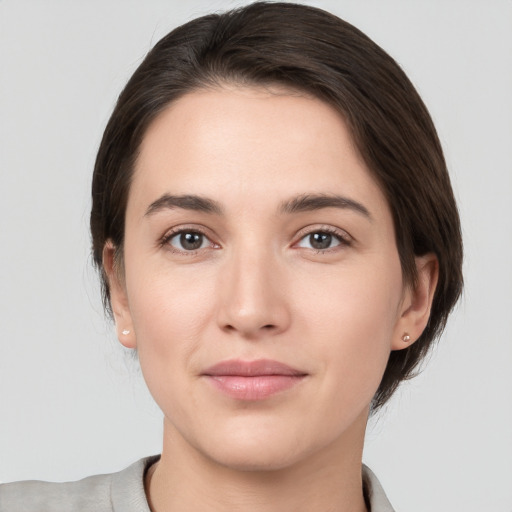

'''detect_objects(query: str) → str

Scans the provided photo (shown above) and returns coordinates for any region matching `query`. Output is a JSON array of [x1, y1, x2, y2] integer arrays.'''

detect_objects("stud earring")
[[122, 329, 130, 335], [402, 333, 410, 343]]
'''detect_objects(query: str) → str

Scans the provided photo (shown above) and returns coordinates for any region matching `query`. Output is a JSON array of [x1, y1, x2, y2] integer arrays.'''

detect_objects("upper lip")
[[202, 359, 307, 377]]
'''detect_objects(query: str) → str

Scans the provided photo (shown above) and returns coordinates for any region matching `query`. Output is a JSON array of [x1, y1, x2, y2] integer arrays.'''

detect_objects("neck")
[[146, 410, 369, 512]]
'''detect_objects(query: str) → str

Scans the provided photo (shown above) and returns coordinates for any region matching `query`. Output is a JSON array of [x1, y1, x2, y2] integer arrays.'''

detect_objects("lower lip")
[[205, 375, 305, 400]]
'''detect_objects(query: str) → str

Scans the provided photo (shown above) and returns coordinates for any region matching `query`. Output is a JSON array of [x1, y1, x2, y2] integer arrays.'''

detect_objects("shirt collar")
[[363, 464, 395, 512], [111, 456, 395, 512]]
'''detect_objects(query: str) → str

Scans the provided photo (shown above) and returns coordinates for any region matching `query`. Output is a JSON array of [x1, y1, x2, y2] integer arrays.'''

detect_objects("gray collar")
[[111, 457, 395, 512], [363, 464, 396, 512]]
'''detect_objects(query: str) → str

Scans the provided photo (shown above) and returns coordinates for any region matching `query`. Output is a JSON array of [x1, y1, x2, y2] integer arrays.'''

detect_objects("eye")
[[166, 230, 211, 252], [296, 230, 349, 251]]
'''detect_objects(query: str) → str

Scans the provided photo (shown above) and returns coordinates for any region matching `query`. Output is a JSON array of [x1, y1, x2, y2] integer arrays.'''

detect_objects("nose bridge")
[[217, 237, 289, 337]]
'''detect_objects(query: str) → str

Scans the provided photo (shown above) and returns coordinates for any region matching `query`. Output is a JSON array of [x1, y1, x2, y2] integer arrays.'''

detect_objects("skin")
[[104, 86, 438, 512]]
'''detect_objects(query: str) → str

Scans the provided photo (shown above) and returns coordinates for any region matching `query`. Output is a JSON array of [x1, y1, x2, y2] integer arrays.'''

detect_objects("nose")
[[216, 246, 291, 339]]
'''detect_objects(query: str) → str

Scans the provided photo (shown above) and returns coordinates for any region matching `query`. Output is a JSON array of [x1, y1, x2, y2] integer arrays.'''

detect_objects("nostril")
[[222, 323, 277, 334]]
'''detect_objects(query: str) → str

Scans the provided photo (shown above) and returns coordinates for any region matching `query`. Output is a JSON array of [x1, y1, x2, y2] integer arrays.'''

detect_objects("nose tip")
[[216, 256, 290, 339]]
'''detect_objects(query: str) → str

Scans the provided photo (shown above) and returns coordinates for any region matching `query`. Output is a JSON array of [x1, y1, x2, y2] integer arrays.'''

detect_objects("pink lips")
[[202, 359, 307, 400]]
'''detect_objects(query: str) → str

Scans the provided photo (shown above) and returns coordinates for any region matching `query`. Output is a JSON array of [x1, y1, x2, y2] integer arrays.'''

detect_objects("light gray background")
[[1, 1, 511, 510]]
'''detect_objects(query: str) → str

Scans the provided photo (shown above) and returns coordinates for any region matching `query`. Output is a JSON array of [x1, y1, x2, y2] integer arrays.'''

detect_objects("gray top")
[[0, 456, 395, 511]]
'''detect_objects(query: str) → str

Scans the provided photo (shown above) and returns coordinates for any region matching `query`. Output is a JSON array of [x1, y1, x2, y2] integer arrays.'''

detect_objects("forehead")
[[130, 85, 388, 219]]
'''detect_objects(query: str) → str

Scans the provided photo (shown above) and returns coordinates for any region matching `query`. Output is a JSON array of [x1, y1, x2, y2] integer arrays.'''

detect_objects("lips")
[[201, 359, 307, 400]]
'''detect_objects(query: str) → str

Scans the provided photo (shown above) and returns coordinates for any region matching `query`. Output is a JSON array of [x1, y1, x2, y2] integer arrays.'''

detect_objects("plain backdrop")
[[1, 1, 511, 510]]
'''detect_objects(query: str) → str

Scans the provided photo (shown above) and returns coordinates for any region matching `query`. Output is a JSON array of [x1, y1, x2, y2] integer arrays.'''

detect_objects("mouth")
[[201, 359, 308, 401]]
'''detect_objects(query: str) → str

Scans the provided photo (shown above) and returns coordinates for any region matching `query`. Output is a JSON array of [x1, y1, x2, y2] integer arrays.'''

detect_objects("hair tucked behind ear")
[[90, 1, 463, 411]]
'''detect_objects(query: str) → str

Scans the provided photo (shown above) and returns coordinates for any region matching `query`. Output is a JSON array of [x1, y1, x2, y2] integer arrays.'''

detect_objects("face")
[[109, 86, 422, 471]]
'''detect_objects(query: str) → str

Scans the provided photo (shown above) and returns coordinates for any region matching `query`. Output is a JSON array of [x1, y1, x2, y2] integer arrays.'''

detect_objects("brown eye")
[[296, 230, 346, 251], [309, 232, 333, 250], [168, 231, 208, 251]]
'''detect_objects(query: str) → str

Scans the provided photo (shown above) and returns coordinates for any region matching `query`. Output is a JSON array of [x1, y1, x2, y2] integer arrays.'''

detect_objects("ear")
[[391, 253, 439, 351], [103, 241, 136, 349]]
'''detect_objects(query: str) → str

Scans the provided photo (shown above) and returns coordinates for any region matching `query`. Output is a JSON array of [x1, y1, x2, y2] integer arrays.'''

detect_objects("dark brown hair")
[[90, 1, 463, 410]]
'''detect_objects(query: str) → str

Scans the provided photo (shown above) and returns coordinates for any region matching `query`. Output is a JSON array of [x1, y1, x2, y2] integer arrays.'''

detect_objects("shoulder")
[[0, 455, 159, 512], [0, 473, 112, 511]]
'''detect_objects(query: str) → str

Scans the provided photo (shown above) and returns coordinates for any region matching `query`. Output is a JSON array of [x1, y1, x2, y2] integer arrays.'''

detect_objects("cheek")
[[293, 255, 403, 397], [295, 253, 402, 333], [124, 264, 217, 388]]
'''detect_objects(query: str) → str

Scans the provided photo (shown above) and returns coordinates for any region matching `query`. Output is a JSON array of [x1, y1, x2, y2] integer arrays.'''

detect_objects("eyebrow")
[[144, 192, 371, 220], [145, 194, 223, 216], [279, 193, 372, 220]]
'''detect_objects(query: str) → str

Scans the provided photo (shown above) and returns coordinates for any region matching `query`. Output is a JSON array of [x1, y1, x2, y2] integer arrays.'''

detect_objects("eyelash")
[[159, 226, 352, 255]]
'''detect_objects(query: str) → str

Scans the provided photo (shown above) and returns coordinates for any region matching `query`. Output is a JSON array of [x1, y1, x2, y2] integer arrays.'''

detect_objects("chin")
[[206, 440, 305, 473], [190, 418, 333, 474]]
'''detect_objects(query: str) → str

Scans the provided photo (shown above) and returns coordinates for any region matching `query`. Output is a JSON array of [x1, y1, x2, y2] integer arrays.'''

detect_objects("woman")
[[0, 2, 463, 511]]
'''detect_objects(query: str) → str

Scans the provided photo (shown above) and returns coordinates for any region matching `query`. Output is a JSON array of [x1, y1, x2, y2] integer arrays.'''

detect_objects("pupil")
[[310, 232, 332, 249], [180, 232, 202, 250]]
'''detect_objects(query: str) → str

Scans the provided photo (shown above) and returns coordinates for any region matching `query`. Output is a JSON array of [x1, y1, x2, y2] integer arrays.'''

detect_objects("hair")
[[90, 1, 463, 411]]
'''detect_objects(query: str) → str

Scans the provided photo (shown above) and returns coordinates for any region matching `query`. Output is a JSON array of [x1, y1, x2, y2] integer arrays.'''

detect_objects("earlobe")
[[392, 253, 439, 351], [102, 241, 136, 349]]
